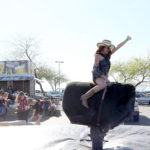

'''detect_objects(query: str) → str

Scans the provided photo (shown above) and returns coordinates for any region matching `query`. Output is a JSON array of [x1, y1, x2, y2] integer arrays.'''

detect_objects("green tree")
[[37, 66, 69, 91], [109, 57, 150, 87]]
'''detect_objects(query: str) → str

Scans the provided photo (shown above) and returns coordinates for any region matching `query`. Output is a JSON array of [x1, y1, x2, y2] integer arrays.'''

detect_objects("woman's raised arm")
[[111, 35, 132, 54]]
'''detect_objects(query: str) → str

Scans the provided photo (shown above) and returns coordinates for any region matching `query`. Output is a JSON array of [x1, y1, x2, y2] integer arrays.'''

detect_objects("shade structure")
[[0, 74, 35, 81]]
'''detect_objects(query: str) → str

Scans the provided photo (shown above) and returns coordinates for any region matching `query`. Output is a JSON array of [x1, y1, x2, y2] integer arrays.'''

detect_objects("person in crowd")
[[15, 91, 29, 122], [2, 92, 9, 107], [0, 92, 7, 119], [29, 99, 43, 125], [80, 36, 132, 108], [7, 85, 14, 96], [43, 97, 51, 117], [0, 87, 4, 93], [49, 97, 56, 113], [7, 85, 14, 104]]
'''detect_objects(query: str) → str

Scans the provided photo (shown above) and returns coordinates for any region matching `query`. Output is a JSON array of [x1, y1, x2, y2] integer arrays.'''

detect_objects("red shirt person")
[[15, 91, 29, 122]]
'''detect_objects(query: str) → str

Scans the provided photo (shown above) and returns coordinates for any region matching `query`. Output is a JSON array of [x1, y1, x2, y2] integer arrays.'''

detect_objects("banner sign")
[[0, 60, 34, 75]]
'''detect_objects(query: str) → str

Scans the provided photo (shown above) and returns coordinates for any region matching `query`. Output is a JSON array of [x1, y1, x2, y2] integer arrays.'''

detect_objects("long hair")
[[95, 45, 111, 59], [2, 92, 8, 99], [15, 91, 25, 103], [1, 92, 5, 97]]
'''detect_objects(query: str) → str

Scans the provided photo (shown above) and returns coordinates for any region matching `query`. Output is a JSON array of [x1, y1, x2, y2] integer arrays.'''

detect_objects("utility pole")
[[55, 61, 64, 92]]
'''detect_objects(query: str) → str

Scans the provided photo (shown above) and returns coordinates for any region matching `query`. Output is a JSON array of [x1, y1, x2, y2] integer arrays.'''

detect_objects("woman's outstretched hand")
[[127, 35, 132, 41]]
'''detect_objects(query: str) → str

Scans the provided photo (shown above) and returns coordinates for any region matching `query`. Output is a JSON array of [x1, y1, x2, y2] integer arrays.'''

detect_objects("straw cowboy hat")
[[97, 40, 115, 50]]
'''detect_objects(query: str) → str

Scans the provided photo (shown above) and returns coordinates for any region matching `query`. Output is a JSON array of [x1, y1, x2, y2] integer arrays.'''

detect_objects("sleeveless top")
[[18, 97, 28, 112], [92, 52, 111, 81]]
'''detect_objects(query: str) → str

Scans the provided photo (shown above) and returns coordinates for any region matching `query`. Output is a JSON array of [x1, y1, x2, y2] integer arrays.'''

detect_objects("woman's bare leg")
[[36, 114, 42, 124], [92, 77, 107, 93], [81, 77, 106, 108]]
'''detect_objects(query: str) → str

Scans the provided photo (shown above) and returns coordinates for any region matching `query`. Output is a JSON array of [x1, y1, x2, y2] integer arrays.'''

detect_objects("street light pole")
[[55, 61, 64, 92]]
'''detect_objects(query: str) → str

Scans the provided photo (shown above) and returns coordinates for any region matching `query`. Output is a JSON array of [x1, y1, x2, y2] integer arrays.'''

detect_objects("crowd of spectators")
[[0, 86, 58, 124], [0, 85, 27, 105]]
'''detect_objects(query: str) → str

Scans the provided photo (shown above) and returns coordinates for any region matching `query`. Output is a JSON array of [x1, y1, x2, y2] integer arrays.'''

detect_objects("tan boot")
[[80, 89, 95, 108]]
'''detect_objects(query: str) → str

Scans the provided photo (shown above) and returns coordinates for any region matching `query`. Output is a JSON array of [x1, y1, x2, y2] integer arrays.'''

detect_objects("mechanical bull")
[[63, 82, 135, 150]]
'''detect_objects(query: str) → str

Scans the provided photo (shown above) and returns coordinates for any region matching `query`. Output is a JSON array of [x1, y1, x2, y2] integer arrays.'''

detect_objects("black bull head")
[[63, 82, 135, 129]]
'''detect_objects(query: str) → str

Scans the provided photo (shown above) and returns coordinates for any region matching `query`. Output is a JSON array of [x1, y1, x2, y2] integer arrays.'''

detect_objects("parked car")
[[125, 101, 139, 122], [59, 90, 64, 100], [47, 91, 61, 99], [133, 101, 140, 121], [135, 93, 150, 105], [146, 93, 150, 97], [35, 90, 44, 99]]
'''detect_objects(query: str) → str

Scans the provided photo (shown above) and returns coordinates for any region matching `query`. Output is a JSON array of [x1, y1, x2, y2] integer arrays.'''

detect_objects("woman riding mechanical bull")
[[63, 36, 135, 150], [80, 36, 132, 108]]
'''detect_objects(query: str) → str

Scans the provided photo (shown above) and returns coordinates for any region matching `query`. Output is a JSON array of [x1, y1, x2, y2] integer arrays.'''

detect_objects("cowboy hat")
[[97, 40, 115, 50]]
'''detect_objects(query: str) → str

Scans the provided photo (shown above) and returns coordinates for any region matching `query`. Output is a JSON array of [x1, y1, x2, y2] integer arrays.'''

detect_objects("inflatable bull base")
[[63, 82, 135, 129], [63, 82, 135, 150]]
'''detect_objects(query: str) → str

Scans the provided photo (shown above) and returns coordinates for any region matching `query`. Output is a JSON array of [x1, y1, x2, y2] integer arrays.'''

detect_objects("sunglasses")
[[105, 46, 110, 49]]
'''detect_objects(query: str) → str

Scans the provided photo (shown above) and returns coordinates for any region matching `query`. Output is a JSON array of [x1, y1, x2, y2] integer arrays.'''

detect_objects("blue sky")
[[0, 0, 150, 89]]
